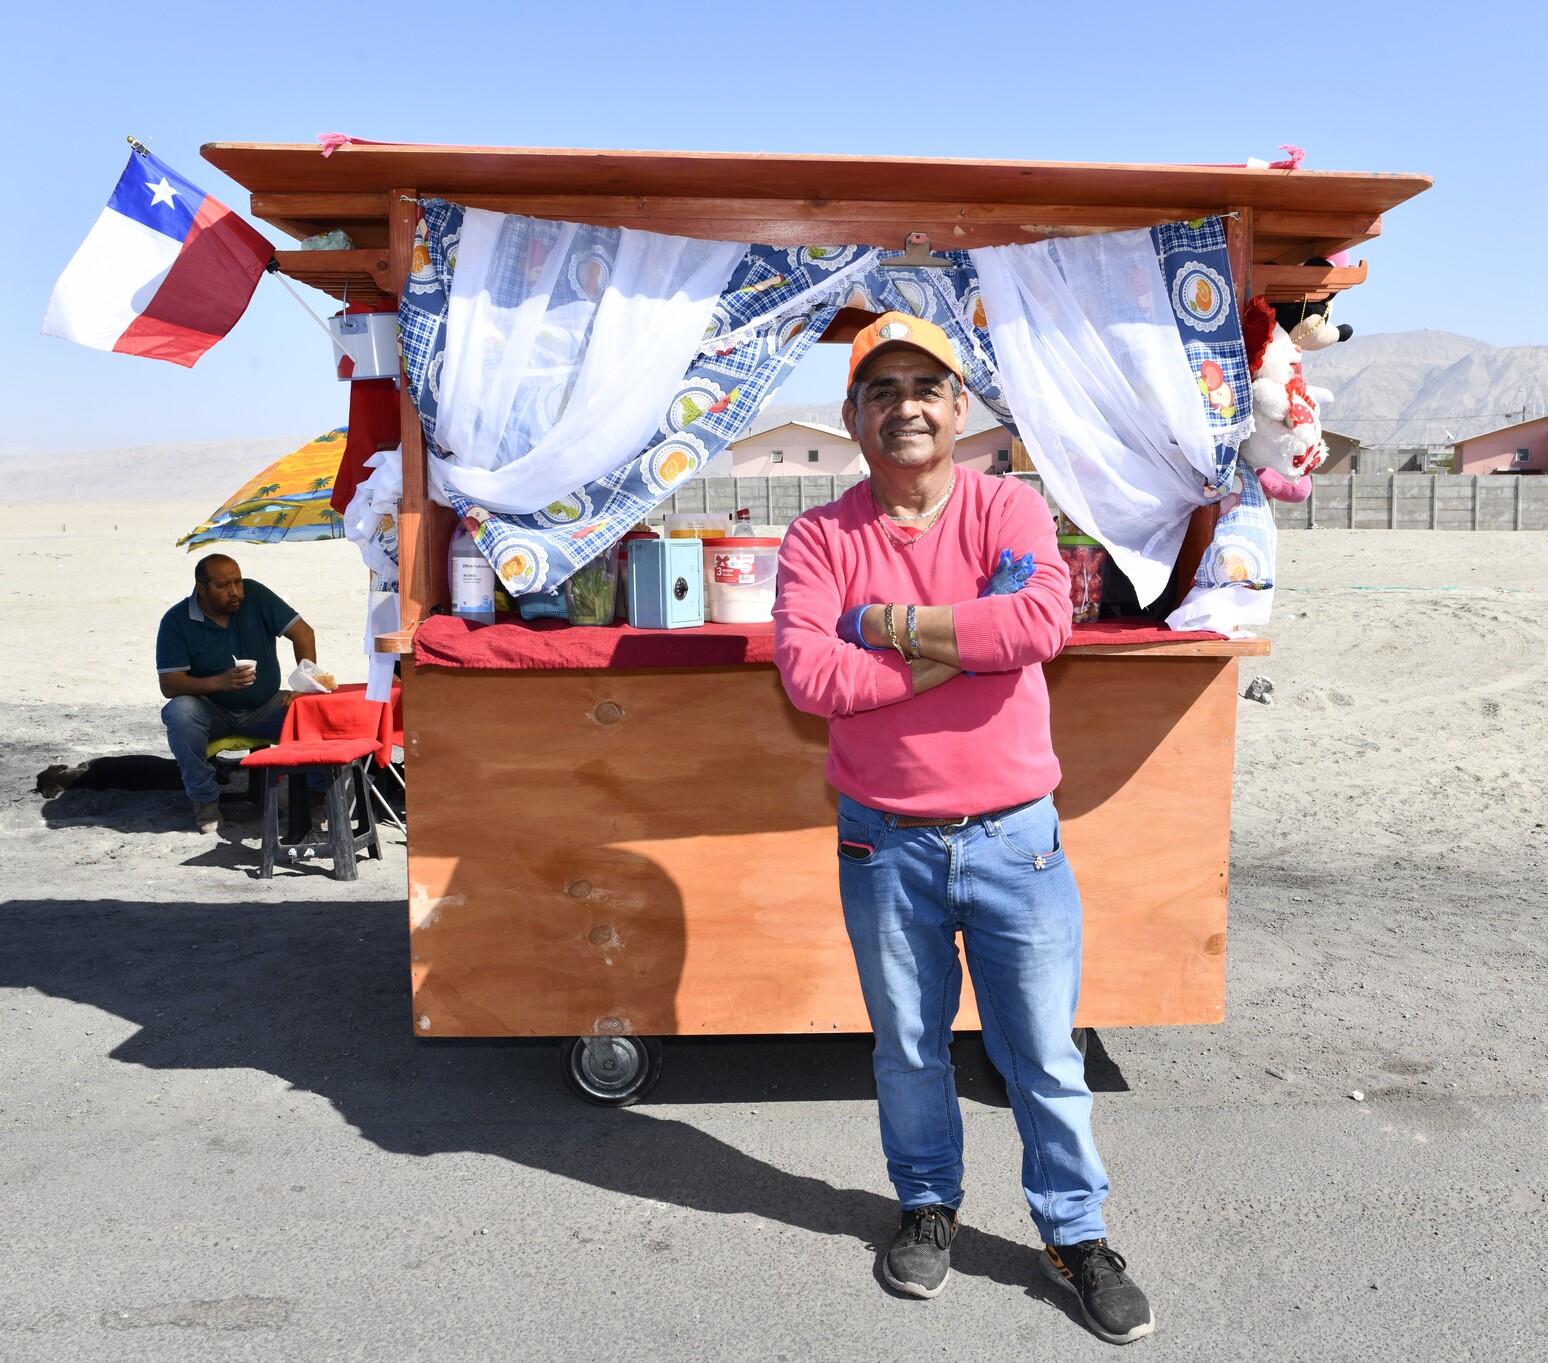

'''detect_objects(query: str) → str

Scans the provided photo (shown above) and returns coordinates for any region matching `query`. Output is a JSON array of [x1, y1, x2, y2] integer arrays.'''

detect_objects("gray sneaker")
[[1041, 1238, 1154, 1344], [193, 800, 223, 834], [882, 1204, 957, 1298]]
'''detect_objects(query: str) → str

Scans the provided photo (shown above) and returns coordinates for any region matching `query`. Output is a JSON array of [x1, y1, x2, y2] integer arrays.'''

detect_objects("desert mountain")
[[2, 435, 315, 507]]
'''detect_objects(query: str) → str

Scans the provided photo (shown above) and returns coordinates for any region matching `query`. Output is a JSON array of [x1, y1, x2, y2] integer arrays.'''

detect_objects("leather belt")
[[890, 796, 1042, 829]]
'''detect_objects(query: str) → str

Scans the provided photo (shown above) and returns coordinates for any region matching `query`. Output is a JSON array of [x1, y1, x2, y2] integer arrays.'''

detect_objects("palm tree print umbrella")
[[179, 429, 350, 549]]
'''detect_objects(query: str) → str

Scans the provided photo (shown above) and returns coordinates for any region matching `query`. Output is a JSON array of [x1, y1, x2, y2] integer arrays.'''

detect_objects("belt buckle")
[[946, 815, 970, 828]]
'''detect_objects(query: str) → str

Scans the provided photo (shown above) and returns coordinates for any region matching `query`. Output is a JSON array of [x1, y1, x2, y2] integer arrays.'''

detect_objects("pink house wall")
[[953, 428, 1015, 474], [1454, 417, 1548, 476], [720, 425, 867, 477]]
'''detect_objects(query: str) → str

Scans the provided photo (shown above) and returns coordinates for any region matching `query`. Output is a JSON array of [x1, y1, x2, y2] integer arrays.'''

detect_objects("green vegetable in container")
[[563, 552, 619, 626]]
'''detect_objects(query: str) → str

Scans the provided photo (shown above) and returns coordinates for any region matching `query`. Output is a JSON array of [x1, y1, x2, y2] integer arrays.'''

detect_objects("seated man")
[[156, 553, 321, 833]]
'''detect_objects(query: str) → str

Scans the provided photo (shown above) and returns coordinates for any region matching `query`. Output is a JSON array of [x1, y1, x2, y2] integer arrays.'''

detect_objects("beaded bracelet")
[[906, 605, 921, 660], [884, 604, 907, 658]]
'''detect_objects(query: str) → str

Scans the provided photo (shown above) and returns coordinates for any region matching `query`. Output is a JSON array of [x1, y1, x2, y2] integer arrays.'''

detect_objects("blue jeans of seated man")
[[836, 792, 1109, 1246], [162, 691, 289, 803]]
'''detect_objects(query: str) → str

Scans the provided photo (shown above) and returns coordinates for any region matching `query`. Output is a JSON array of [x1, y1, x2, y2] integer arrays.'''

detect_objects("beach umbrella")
[[179, 427, 349, 549]]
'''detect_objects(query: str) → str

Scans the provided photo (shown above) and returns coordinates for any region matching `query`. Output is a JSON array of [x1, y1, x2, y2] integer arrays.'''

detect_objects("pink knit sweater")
[[773, 469, 1072, 816]]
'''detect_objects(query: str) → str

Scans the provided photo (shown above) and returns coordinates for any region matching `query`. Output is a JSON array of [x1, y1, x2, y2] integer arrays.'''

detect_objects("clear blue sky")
[[6, 1, 1541, 455]]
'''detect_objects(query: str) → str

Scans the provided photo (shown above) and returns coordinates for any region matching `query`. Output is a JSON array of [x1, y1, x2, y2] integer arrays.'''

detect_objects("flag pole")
[[264, 261, 351, 363], [126, 136, 150, 158]]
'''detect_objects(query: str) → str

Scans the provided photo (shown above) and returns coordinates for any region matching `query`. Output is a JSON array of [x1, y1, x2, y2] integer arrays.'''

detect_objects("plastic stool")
[[240, 738, 382, 880]]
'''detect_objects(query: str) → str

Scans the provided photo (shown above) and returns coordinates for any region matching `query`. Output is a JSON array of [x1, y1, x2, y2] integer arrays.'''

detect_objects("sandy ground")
[[2, 507, 1545, 1361]]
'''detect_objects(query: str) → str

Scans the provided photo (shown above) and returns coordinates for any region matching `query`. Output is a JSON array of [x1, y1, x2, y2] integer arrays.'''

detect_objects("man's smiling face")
[[843, 349, 969, 473]]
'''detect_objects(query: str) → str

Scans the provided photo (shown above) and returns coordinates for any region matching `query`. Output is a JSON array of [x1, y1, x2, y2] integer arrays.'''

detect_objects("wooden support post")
[[1225, 205, 1254, 304], [1430, 475, 1438, 530], [1472, 474, 1480, 531], [1348, 473, 1355, 529], [389, 187, 428, 642], [382, 186, 453, 651], [1516, 473, 1524, 531], [1389, 474, 1397, 529]]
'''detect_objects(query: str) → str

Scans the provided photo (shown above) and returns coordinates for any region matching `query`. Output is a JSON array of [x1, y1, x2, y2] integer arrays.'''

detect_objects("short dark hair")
[[848, 369, 963, 410], [195, 553, 237, 586]]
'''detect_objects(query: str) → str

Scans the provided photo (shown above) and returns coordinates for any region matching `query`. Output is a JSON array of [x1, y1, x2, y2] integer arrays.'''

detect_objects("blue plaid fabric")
[[1195, 464, 1275, 590], [1150, 217, 1250, 494], [392, 205, 1249, 602]]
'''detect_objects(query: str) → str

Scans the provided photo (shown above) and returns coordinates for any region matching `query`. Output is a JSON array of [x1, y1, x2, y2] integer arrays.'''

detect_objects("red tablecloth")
[[412, 615, 1227, 672], [283, 682, 401, 767]]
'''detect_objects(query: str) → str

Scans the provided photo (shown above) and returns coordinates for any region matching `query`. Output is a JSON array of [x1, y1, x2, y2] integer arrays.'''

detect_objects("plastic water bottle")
[[732, 508, 756, 537], [449, 527, 496, 624]]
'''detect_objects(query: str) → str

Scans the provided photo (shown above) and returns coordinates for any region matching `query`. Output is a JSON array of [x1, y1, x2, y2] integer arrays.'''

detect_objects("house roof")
[[1452, 413, 1548, 446], [733, 421, 852, 445]]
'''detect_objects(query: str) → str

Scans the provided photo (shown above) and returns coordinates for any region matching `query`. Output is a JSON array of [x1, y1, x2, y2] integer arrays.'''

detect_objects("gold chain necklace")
[[870, 472, 956, 550]]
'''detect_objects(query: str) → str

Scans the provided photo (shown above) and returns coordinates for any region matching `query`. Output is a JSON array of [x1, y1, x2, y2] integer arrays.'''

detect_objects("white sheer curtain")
[[971, 231, 1220, 606], [433, 209, 746, 514]]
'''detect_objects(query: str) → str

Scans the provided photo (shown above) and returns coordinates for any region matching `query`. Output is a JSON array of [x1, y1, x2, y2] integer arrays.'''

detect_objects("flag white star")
[[145, 177, 179, 208]]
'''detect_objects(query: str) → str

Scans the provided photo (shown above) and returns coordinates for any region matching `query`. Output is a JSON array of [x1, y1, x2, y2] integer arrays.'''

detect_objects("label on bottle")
[[451, 556, 495, 618]]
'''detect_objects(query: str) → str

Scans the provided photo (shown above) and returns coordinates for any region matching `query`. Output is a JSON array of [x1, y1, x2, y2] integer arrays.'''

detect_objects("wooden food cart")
[[205, 142, 1429, 1102]]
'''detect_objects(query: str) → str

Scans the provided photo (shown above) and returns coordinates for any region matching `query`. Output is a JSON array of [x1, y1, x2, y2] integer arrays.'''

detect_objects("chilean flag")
[[42, 150, 273, 368]]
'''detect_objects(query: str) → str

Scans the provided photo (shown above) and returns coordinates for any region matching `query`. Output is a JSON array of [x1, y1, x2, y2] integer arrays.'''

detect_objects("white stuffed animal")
[[1237, 294, 1329, 503]]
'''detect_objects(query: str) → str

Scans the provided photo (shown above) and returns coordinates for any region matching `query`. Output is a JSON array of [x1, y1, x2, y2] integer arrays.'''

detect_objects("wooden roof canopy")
[[204, 142, 1432, 312]]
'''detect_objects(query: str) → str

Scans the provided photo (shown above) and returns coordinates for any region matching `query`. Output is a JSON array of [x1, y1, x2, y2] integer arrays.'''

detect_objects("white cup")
[[233, 658, 257, 671]]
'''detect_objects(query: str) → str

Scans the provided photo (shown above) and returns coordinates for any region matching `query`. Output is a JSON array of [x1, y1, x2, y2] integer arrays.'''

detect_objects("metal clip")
[[879, 232, 956, 270]]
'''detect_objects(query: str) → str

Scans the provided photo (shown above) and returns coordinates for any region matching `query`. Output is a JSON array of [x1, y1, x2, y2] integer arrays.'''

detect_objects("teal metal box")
[[626, 538, 704, 629]]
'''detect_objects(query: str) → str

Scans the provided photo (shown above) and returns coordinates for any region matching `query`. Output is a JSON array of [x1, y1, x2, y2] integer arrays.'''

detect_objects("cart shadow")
[[3, 896, 1120, 1294]]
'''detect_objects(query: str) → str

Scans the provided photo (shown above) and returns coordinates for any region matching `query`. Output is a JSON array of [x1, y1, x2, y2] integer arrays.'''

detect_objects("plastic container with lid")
[[700, 536, 781, 623], [1056, 534, 1107, 623]]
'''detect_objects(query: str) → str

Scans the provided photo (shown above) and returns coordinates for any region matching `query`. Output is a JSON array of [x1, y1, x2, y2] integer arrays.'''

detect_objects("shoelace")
[[1077, 1240, 1129, 1285], [903, 1207, 954, 1249]]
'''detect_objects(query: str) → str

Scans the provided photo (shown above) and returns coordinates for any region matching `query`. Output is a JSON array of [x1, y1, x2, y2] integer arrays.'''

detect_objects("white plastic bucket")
[[701, 537, 780, 623], [328, 311, 399, 381]]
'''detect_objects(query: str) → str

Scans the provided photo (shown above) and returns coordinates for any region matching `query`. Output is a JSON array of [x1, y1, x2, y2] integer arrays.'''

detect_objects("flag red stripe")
[[113, 200, 272, 368]]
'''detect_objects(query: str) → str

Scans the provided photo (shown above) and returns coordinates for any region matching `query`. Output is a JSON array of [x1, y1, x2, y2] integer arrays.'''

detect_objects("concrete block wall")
[[656, 473, 1546, 532], [1270, 474, 1548, 531]]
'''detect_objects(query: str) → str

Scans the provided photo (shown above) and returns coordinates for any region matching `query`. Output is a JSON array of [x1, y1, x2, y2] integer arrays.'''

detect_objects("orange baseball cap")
[[847, 311, 964, 388]]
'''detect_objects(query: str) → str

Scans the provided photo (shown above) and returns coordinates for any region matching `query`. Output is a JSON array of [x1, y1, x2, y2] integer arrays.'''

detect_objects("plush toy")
[[1272, 258, 1354, 352], [1237, 294, 1330, 503]]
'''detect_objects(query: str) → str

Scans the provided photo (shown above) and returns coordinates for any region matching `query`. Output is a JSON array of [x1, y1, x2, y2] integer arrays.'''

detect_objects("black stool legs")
[[256, 758, 381, 880]]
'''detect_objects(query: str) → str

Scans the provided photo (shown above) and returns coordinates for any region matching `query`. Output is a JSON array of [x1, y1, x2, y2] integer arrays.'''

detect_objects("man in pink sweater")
[[772, 313, 1153, 1345]]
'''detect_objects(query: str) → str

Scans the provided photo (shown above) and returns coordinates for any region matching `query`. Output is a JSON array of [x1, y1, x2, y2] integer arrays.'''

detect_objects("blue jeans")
[[161, 692, 289, 803], [836, 792, 1109, 1245]]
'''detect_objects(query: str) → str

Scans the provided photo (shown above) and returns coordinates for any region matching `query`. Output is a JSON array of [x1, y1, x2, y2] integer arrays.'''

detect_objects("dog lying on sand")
[[36, 755, 187, 799]]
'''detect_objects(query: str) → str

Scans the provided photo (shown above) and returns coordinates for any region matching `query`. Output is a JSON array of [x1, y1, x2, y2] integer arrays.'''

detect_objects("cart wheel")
[[560, 1035, 664, 1107], [1072, 1027, 1089, 1059]]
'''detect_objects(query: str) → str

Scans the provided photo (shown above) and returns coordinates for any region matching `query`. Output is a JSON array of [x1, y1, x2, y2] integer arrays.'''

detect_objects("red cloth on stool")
[[277, 683, 398, 766], [239, 736, 378, 768]]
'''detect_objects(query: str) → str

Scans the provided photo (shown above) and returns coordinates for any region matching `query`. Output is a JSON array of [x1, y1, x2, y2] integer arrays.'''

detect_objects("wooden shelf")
[[1256, 259, 1367, 303], [271, 248, 395, 304]]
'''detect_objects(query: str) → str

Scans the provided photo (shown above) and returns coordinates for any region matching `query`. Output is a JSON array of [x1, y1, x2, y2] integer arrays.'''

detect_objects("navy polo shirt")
[[156, 579, 301, 712]]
